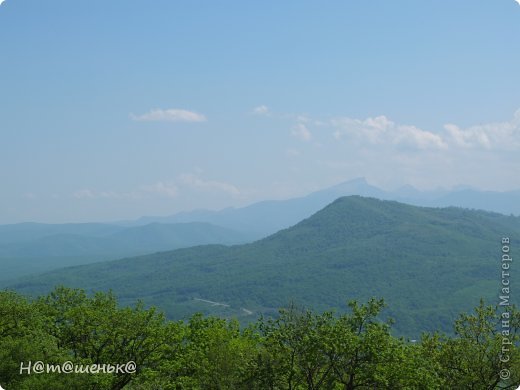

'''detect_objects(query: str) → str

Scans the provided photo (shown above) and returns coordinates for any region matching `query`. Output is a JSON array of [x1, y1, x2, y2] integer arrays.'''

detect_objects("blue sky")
[[1, 0, 520, 223]]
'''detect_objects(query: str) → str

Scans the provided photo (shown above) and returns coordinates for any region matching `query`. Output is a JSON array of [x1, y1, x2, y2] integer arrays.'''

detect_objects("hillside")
[[3, 178, 519, 283], [7, 196, 520, 336], [0, 222, 248, 281]]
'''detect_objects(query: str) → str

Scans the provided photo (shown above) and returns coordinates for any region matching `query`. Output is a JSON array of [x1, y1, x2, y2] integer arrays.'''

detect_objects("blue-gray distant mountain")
[[8, 196, 520, 337], [0, 222, 126, 245], [134, 178, 388, 236], [132, 178, 520, 237], [2, 178, 519, 281], [428, 189, 520, 215], [0, 222, 247, 281]]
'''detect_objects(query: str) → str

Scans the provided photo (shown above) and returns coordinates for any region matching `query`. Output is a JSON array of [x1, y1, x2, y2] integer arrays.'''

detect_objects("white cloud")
[[330, 110, 520, 151], [443, 109, 520, 150], [515, 0, 520, 6], [74, 189, 94, 199], [252, 105, 270, 115], [317, 160, 359, 170], [332, 115, 446, 150], [295, 115, 311, 123], [141, 182, 178, 198], [179, 173, 241, 197], [22, 192, 37, 200], [74, 182, 179, 200], [319, 109, 520, 190], [291, 123, 312, 142], [443, 124, 490, 148], [0, 0, 6, 6], [73, 189, 124, 199], [395, 125, 447, 149], [286, 148, 301, 157], [131, 108, 206, 123], [72, 175, 241, 203]]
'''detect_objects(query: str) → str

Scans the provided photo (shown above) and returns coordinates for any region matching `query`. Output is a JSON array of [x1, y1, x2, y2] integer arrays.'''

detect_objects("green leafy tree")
[[435, 300, 520, 389], [37, 286, 168, 389], [0, 290, 92, 389], [253, 303, 337, 389]]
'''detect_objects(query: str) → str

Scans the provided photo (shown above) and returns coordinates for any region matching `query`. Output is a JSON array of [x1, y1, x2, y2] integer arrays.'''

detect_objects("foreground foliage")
[[0, 288, 519, 389]]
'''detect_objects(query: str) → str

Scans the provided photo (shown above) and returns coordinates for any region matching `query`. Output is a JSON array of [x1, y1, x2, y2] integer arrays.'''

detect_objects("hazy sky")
[[1, 1, 520, 223]]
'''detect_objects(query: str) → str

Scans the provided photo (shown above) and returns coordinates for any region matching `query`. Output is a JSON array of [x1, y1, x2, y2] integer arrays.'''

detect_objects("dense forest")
[[3, 198, 520, 388], [9, 197, 520, 336], [1, 287, 518, 389]]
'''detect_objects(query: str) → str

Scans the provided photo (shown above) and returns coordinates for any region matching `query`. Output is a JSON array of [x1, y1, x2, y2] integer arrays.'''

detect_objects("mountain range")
[[0, 222, 247, 281], [129, 177, 520, 236], [8, 196, 519, 337], [1, 177, 519, 282]]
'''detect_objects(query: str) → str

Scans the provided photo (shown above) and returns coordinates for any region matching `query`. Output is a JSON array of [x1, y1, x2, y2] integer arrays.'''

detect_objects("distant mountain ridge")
[[124, 178, 520, 239], [2, 178, 519, 281], [8, 196, 520, 336], [0, 222, 247, 281]]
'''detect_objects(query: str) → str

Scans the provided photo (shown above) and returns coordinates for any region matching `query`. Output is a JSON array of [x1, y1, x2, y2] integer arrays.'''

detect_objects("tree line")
[[0, 287, 519, 389]]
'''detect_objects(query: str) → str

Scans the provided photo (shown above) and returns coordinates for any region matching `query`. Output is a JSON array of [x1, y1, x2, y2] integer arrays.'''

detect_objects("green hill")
[[7, 196, 520, 337]]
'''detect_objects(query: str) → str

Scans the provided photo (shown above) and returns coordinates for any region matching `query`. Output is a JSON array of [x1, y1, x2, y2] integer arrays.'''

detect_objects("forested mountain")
[[2, 178, 519, 284], [0, 222, 248, 281], [8, 196, 519, 337]]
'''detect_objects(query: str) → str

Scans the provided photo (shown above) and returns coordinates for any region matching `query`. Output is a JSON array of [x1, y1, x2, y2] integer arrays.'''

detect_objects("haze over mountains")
[[1, 178, 519, 282], [0, 222, 247, 281], [129, 177, 520, 237], [8, 196, 520, 337]]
